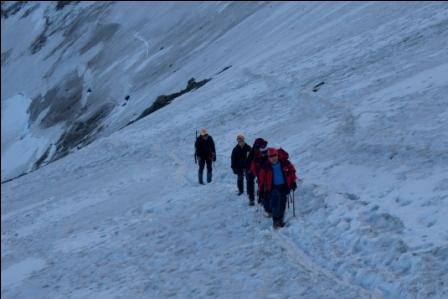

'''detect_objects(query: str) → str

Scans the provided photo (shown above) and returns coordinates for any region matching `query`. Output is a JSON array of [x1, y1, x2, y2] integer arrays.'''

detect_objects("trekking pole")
[[256, 189, 259, 212], [292, 190, 296, 217], [194, 129, 198, 164]]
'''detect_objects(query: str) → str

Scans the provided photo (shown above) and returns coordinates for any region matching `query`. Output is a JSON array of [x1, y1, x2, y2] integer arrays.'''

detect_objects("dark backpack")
[[277, 148, 289, 162]]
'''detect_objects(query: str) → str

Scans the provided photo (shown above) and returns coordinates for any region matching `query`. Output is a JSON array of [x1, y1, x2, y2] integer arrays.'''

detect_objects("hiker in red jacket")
[[259, 147, 297, 229]]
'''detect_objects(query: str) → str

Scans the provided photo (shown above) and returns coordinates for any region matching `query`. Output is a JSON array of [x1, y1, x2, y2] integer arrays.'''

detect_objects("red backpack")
[[278, 148, 298, 186]]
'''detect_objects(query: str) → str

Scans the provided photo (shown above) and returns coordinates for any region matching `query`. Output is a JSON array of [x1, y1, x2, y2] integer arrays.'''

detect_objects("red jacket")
[[250, 151, 267, 179], [258, 159, 297, 192]]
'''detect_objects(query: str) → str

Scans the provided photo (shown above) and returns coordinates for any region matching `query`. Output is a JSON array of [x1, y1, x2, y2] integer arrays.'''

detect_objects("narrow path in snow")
[[2, 133, 382, 298], [165, 147, 380, 298]]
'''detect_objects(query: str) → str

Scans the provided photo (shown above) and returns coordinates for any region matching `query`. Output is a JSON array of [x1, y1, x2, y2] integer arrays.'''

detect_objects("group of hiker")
[[194, 128, 298, 229]]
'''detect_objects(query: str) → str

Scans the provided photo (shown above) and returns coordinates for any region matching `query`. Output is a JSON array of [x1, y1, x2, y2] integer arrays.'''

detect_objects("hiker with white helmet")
[[231, 134, 255, 205]]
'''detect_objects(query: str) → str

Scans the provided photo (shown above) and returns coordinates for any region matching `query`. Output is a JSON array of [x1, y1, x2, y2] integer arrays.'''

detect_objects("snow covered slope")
[[2, 1, 267, 181], [2, 1, 448, 298]]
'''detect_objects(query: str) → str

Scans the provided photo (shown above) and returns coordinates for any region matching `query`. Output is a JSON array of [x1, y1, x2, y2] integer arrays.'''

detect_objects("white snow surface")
[[2, 1, 448, 298]]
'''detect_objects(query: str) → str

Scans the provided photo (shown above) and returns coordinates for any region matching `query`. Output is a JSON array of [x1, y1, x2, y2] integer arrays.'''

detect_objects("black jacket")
[[195, 135, 216, 161], [231, 143, 251, 170]]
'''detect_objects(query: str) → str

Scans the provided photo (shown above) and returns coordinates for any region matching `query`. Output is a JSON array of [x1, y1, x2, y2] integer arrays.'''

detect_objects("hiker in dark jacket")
[[195, 128, 216, 184], [231, 134, 255, 205], [249, 138, 269, 211]]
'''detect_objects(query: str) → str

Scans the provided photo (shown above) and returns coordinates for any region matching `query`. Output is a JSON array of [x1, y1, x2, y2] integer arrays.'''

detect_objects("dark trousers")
[[198, 158, 212, 183], [236, 170, 255, 201], [269, 185, 288, 221], [262, 191, 271, 213]]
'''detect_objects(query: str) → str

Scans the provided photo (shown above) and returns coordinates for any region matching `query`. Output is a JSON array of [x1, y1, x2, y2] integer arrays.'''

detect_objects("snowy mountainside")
[[2, 1, 448, 298], [2, 1, 264, 181]]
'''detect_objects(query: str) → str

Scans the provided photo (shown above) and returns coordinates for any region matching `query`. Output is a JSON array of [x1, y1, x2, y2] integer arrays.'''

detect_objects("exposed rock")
[[128, 77, 211, 125], [53, 104, 114, 160], [312, 81, 325, 92], [1, 1, 27, 19], [55, 1, 78, 11]]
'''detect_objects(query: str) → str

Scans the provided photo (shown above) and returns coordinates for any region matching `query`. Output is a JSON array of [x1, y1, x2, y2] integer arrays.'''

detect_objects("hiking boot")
[[273, 220, 284, 229], [207, 172, 212, 183], [237, 191, 244, 196], [264, 212, 272, 218], [249, 200, 255, 206]]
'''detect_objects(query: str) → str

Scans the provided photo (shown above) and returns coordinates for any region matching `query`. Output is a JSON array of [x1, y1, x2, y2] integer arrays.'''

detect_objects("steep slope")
[[2, 1, 448, 298], [2, 1, 264, 181]]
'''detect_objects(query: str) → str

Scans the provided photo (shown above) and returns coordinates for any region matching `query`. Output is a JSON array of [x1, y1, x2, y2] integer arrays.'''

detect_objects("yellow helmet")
[[200, 128, 208, 136]]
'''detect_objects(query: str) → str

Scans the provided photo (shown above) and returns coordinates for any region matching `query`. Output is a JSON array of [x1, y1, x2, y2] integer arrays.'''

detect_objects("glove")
[[291, 181, 297, 191], [212, 153, 216, 162]]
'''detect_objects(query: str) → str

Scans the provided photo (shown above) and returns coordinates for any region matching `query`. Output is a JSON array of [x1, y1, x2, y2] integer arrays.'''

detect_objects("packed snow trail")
[[3, 134, 376, 298]]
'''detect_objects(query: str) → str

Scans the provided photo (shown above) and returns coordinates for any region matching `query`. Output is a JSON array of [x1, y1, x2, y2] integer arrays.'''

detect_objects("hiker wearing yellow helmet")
[[195, 128, 216, 185]]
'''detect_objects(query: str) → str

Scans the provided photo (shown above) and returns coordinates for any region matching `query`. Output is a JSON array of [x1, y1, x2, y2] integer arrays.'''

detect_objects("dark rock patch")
[[390, 152, 398, 160], [127, 77, 211, 126], [53, 103, 114, 160], [55, 1, 78, 11], [1, 49, 12, 66], [312, 81, 325, 92], [28, 71, 84, 128], [30, 31, 48, 55], [21, 3, 39, 19], [29, 17, 51, 55], [217, 65, 232, 75], [33, 145, 52, 170], [79, 23, 121, 55], [1, 1, 27, 19], [345, 193, 360, 201], [86, 49, 106, 69], [186, 77, 209, 90]]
